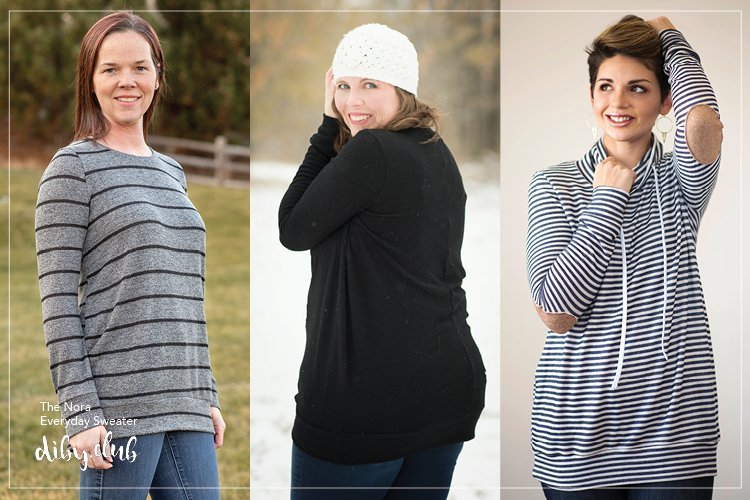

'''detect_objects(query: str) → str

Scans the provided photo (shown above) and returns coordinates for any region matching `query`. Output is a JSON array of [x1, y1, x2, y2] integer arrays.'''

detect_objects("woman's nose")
[[347, 88, 365, 106], [610, 88, 628, 108], [118, 71, 136, 88]]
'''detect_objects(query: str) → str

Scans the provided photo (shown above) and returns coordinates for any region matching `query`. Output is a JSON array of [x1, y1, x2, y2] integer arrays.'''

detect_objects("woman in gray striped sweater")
[[526, 15, 723, 498], [35, 11, 224, 498]]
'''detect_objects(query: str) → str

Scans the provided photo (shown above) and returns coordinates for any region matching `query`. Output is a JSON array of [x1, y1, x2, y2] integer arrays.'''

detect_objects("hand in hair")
[[324, 68, 337, 118], [646, 16, 676, 33]]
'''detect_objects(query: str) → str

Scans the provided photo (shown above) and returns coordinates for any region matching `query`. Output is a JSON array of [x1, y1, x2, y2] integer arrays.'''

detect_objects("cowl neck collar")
[[576, 134, 664, 192], [574, 134, 670, 390]]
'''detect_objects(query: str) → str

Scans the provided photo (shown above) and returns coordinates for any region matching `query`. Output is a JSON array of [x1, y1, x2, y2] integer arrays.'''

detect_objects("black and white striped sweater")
[[526, 29, 720, 489], [35, 140, 219, 439]]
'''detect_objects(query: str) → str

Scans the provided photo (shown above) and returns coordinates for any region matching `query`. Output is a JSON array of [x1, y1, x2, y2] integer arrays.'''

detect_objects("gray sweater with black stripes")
[[35, 139, 219, 439]]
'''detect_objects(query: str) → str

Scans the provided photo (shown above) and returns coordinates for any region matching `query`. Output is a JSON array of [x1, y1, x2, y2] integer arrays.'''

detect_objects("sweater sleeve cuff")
[[61, 392, 106, 438], [210, 375, 221, 409], [579, 186, 629, 242], [311, 115, 340, 157], [321, 113, 339, 129]]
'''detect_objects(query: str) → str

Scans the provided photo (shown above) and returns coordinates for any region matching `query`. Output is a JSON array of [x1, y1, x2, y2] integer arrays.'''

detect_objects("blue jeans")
[[79, 431, 219, 499], [542, 476, 714, 500], [291, 442, 463, 500]]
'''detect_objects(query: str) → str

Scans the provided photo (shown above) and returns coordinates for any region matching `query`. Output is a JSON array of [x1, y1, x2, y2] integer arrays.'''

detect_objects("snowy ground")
[[249, 161, 500, 499]]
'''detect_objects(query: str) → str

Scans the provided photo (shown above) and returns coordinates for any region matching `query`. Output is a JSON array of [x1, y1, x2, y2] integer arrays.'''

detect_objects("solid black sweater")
[[279, 115, 486, 464]]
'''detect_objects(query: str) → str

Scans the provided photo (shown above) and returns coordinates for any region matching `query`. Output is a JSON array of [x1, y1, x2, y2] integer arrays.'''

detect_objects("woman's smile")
[[334, 77, 400, 135], [606, 113, 634, 125]]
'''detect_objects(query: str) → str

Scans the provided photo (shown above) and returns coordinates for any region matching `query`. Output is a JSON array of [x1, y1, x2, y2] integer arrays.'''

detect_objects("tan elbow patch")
[[535, 305, 576, 334], [685, 104, 723, 164]]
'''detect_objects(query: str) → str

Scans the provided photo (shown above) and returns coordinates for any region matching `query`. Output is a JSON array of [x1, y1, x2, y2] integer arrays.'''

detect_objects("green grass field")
[[0, 168, 250, 498]]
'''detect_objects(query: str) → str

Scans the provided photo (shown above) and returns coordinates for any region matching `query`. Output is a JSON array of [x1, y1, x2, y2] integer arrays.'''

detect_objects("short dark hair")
[[74, 11, 166, 141], [586, 14, 670, 101]]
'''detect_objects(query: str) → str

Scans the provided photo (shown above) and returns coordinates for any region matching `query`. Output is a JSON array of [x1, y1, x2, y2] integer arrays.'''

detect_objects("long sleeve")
[[526, 171, 629, 318], [181, 167, 221, 411], [278, 115, 386, 251], [661, 29, 721, 220], [210, 375, 220, 409], [35, 151, 105, 437]]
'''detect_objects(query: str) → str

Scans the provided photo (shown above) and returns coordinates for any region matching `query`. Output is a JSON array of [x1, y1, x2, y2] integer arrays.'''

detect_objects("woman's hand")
[[593, 156, 636, 193], [324, 68, 337, 118], [69, 425, 112, 469], [647, 16, 676, 33], [211, 406, 226, 449]]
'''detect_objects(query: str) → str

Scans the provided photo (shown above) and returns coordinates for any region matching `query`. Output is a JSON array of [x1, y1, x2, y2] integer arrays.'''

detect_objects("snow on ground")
[[250, 161, 500, 499]]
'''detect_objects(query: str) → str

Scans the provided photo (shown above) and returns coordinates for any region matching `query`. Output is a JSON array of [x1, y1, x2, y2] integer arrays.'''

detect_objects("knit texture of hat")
[[332, 23, 419, 96]]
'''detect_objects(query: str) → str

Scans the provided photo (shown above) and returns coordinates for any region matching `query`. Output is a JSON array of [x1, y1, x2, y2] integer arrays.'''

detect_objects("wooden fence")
[[149, 135, 249, 188]]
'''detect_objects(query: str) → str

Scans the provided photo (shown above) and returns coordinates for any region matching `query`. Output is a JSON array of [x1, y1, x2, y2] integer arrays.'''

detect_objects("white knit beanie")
[[332, 23, 419, 96]]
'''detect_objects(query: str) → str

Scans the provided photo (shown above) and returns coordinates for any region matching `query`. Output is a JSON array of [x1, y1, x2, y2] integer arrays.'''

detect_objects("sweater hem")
[[292, 407, 483, 465], [93, 396, 214, 439], [533, 441, 718, 490]]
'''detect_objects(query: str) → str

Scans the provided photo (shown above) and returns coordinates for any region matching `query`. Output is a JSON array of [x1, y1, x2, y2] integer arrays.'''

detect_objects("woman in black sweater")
[[279, 23, 486, 500]]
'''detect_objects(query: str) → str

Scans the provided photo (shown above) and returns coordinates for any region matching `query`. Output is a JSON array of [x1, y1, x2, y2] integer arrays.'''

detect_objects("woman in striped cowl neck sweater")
[[526, 15, 723, 499]]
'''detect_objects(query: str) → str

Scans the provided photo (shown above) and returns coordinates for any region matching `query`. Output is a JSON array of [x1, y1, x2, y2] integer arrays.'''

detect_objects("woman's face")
[[334, 77, 400, 136], [591, 54, 671, 148], [93, 30, 159, 133]]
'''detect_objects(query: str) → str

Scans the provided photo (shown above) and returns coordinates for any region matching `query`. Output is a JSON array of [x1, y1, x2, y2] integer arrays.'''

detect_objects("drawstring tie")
[[611, 166, 669, 390], [653, 167, 669, 361], [611, 229, 628, 390]]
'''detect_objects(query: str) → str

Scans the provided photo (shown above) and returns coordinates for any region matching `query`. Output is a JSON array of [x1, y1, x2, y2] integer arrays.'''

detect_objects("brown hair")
[[586, 14, 670, 101], [333, 87, 443, 152], [74, 11, 165, 141]]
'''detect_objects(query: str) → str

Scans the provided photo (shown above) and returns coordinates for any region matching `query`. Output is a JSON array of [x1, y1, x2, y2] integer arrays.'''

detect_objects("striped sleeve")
[[35, 151, 105, 437], [661, 29, 721, 220], [209, 374, 220, 409], [180, 166, 220, 410], [526, 171, 629, 319]]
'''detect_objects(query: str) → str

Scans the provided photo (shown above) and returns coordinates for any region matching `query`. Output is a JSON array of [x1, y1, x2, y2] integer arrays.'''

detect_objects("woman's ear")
[[660, 92, 673, 115]]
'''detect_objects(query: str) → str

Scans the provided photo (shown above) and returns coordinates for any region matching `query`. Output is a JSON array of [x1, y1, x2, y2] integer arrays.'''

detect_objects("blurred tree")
[[0, 3, 9, 157], [249, 0, 499, 164], [6, 0, 249, 161], [5, 0, 500, 164], [157, 1, 249, 145]]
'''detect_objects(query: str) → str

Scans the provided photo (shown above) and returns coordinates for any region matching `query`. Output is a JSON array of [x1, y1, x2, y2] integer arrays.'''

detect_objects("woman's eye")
[[364, 82, 377, 89], [136, 66, 148, 72], [598, 83, 612, 91], [631, 85, 646, 93], [336, 83, 349, 90], [103, 68, 116, 74]]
